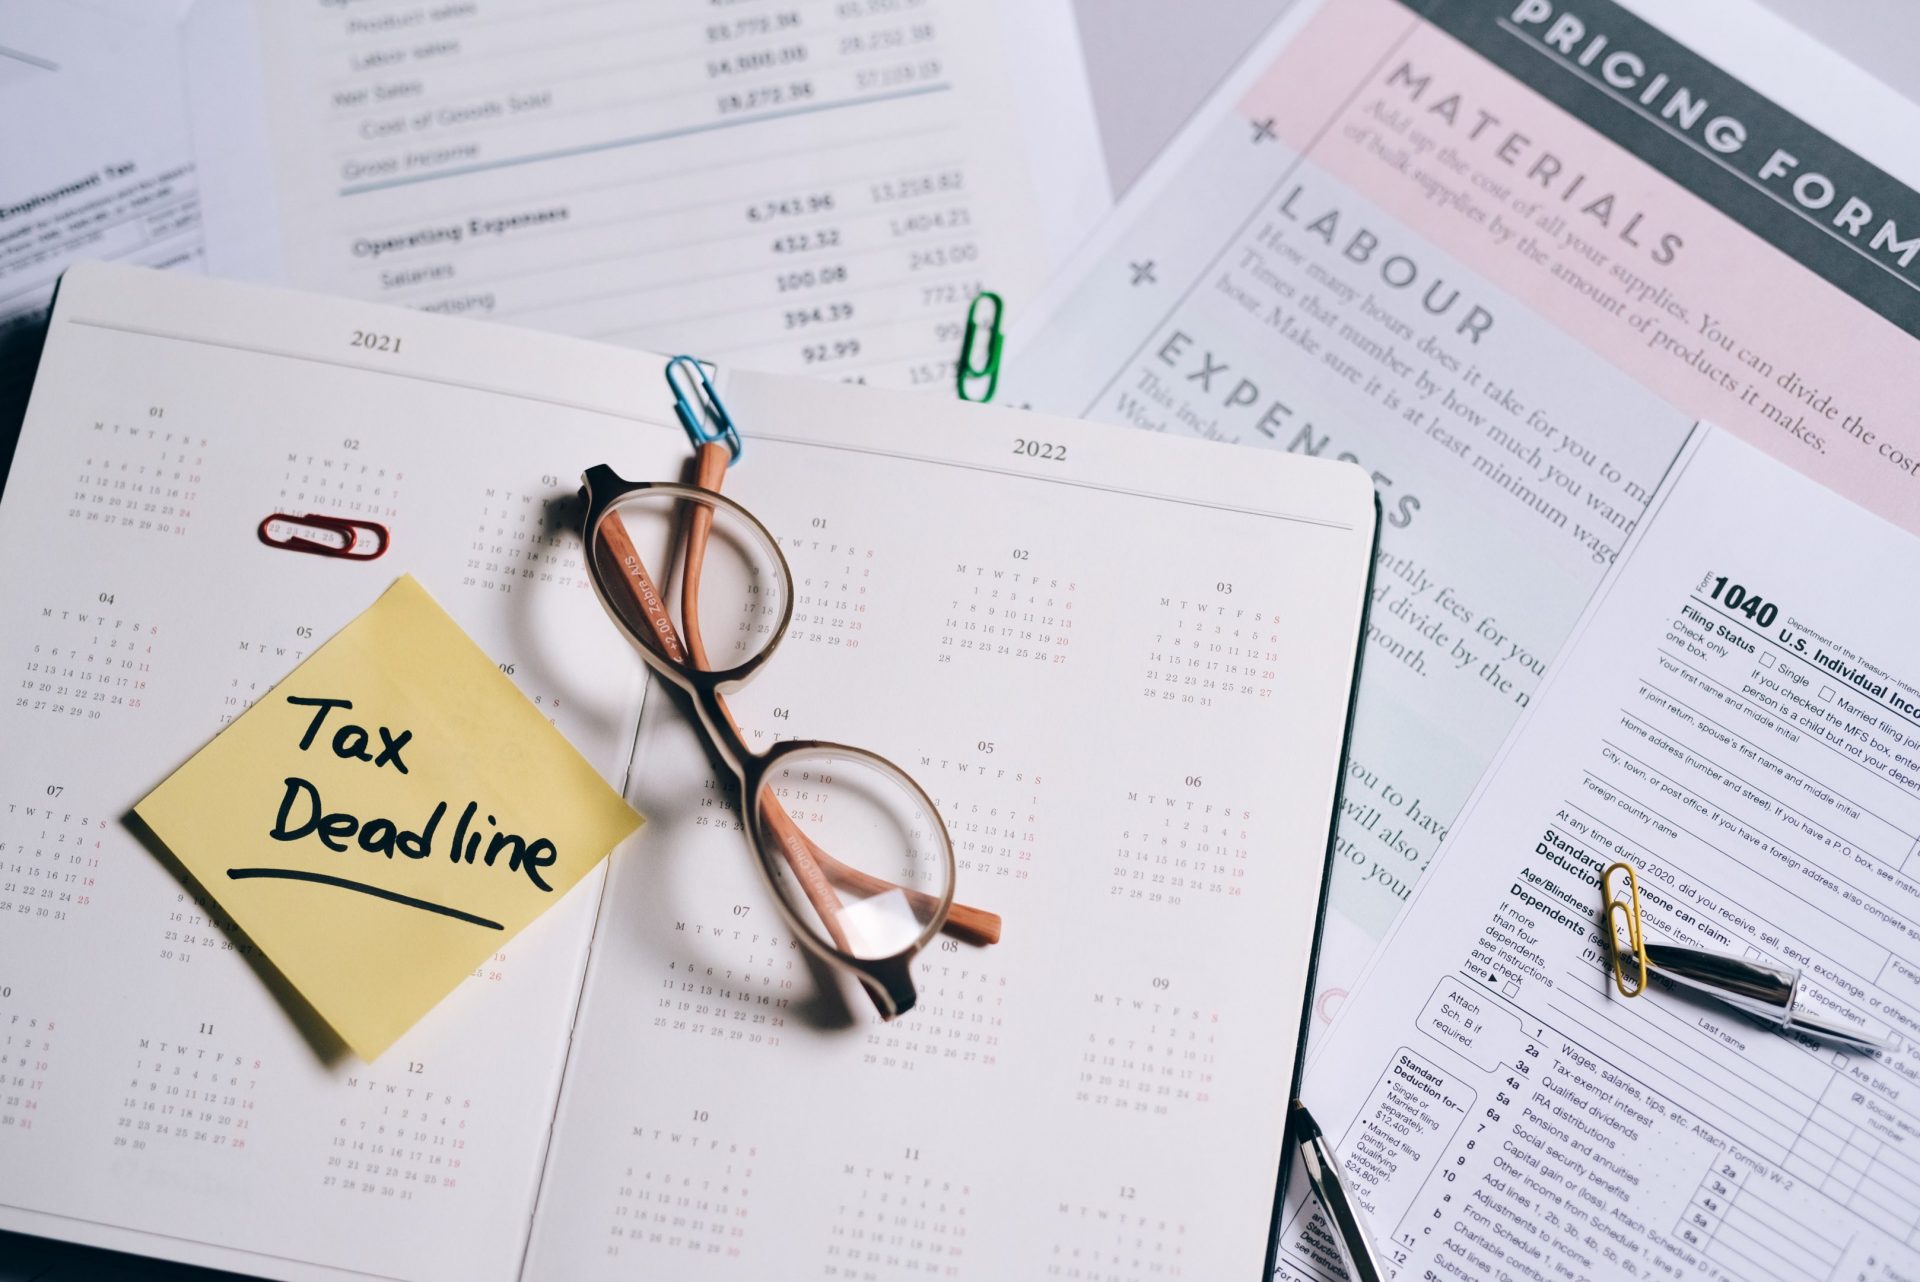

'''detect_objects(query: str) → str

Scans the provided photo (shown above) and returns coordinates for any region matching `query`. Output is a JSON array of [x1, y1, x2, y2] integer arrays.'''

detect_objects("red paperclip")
[[257, 512, 390, 561]]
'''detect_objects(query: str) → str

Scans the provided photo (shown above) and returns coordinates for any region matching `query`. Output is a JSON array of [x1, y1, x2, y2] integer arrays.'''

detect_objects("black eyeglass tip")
[[860, 955, 918, 1021]]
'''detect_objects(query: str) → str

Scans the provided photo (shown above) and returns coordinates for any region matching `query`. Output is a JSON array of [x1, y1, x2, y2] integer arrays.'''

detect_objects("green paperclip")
[[955, 291, 1004, 403]]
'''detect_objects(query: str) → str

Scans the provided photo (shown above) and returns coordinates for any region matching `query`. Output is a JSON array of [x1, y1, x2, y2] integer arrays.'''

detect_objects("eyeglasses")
[[578, 360, 1002, 1020]]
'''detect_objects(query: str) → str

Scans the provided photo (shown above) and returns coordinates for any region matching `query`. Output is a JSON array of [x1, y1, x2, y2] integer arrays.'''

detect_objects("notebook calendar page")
[[1, 263, 1374, 1280], [521, 370, 1378, 1278], [0, 263, 682, 1282]]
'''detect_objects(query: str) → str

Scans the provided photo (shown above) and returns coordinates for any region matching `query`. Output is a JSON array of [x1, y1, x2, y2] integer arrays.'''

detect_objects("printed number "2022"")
[[1013, 438, 1066, 461]]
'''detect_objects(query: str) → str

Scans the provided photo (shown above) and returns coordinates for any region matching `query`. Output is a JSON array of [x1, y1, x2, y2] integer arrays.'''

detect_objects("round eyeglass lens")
[[752, 747, 953, 961], [589, 486, 787, 674]]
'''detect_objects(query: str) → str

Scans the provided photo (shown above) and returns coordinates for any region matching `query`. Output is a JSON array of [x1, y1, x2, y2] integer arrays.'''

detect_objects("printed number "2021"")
[[350, 330, 403, 354], [1013, 438, 1066, 461]]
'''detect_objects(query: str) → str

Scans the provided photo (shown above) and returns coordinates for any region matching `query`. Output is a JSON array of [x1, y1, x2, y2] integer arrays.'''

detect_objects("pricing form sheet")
[[1278, 426, 1920, 1282], [1000, 0, 1920, 1009], [0, 263, 1376, 1280], [179, 0, 1109, 391]]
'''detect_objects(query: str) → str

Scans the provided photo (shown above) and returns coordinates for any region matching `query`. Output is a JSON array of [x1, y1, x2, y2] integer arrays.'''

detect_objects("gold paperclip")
[[1595, 859, 1891, 1052], [1601, 861, 1648, 998]]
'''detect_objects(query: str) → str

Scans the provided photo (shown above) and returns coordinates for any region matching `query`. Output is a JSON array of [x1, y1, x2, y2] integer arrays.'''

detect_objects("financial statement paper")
[[180, 0, 1109, 391]]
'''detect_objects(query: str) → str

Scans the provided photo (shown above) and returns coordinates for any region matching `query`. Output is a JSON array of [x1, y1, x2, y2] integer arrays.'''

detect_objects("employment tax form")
[[180, 0, 1108, 390], [1278, 427, 1920, 1282], [0, 4, 201, 332]]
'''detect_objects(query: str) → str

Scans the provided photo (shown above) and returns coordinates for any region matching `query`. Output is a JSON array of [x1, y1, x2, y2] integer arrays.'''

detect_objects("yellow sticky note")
[[136, 576, 642, 1060]]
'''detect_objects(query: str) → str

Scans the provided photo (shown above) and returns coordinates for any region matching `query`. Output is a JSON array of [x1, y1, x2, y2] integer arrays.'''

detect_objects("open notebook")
[[0, 264, 1376, 1280]]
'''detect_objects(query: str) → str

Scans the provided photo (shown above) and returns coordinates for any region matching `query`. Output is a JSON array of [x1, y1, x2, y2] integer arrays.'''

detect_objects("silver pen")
[[1605, 862, 1892, 1054], [1292, 1099, 1386, 1282], [1640, 943, 1892, 1053]]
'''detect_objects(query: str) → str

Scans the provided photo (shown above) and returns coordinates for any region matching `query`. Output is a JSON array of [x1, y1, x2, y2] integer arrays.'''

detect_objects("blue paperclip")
[[665, 354, 742, 464], [956, 290, 1003, 403]]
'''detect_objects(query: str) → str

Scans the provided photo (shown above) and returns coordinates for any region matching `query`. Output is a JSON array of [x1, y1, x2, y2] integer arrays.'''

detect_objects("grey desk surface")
[[5, 2, 1915, 1278]]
